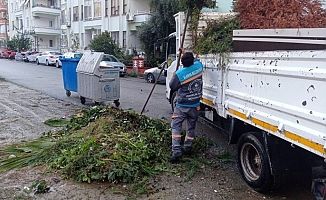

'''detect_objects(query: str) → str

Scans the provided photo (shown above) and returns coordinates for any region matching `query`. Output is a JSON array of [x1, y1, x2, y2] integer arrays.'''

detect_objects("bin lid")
[[59, 57, 80, 62], [76, 52, 103, 74]]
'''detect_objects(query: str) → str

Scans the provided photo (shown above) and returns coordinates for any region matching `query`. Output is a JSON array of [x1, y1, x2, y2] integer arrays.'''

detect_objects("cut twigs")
[[0, 106, 212, 195]]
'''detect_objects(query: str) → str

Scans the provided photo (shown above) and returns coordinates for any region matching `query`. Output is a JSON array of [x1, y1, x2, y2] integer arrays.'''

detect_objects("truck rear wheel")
[[237, 132, 273, 192]]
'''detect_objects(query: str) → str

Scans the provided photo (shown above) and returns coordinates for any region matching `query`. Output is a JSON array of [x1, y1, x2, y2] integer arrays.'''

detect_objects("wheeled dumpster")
[[76, 52, 120, 106], [60, 57, 80, 97]]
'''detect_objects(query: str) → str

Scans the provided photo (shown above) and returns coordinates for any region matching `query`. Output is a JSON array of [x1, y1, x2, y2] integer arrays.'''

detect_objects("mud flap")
[[264, 132, 312, 190]]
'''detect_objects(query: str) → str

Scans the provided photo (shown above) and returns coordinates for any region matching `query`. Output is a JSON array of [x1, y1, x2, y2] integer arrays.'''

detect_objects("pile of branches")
[[0, 106, 212, 191], [1, 107, 172, 184]]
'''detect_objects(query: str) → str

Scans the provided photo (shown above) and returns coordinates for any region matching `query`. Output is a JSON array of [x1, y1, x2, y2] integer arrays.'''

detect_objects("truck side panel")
[[201, 51, 326, 159]]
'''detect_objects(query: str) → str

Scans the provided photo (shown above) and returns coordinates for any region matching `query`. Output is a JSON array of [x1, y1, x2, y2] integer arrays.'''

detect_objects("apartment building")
[[60, 0, 151, 53], [8, 0, 61, 52], [0, 0, 8, 48]]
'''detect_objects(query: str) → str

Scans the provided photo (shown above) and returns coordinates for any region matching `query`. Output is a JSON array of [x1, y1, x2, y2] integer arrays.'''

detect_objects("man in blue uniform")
[[169, 52, 203, 163]]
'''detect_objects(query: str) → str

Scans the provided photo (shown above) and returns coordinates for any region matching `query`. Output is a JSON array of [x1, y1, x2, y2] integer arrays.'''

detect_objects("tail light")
[[49, 56, 55, 58]]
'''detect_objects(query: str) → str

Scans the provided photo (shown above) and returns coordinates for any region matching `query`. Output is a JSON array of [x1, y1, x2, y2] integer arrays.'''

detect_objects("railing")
[[33, 26, 61, 30], [31, 26, 61, 35], [135, 10, 152, 15], [32, 4, 60, 10]]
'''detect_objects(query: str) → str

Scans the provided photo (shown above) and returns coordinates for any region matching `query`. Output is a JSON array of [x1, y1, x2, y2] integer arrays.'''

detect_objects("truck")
[[165, 12, 326, 194]]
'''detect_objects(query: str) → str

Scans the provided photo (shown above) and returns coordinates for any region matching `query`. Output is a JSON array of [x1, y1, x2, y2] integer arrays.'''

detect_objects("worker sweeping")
[[169, 51, 203, 163]]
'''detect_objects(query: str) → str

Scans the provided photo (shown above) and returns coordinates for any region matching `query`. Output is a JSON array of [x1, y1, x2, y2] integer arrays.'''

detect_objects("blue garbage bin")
[[60, 57, 80, 97]]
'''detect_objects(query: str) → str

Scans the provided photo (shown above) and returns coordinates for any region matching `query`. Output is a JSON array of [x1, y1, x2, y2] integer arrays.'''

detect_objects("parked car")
[[144, 62, 167, 83], [0, 51, 5, 59], [26, 52, 42, 62], [8, 52, 16, 60], [36, 51, 62, 66], [15, 52, 26, 61], [99, 54, 127, 77], [22, 52, 32, 62], [57, 52, 83, 68]]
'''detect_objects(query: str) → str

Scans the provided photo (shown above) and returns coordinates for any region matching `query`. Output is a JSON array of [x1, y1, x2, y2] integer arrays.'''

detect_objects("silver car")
[[99, 54, 127, 77]]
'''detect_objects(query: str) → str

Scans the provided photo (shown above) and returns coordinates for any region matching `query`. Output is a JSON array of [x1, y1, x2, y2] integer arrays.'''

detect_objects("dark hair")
[[181, 52, 194, 67]]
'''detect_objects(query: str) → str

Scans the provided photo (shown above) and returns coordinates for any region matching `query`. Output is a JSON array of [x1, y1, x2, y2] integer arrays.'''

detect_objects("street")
[[0, 59, 172, 120]]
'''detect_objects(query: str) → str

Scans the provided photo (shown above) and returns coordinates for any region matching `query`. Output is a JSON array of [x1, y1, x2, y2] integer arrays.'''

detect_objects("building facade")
[[0, 0, 9, 48], [8, 0, 61, 52], [61, 0, 151, 53]]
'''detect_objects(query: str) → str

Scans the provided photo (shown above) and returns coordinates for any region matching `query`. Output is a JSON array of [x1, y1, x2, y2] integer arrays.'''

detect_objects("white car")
[[57, 52, 83, 68], [26, 52, 42, 62], [144, 62, 167, 83], [36, 51, 62, 66]]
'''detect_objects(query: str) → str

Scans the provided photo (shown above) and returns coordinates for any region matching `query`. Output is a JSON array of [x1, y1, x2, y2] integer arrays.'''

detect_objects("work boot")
[[170, 152, 183, 163], [183, 146, 192, 156]]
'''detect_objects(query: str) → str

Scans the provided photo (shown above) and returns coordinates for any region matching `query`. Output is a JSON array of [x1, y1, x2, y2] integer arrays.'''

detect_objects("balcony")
[[126, 11, 151, 31], [0, 4, 6, 11], [0, 19, 8, 24], [31, 26, 61, 36], [32, 4, 61, 17]]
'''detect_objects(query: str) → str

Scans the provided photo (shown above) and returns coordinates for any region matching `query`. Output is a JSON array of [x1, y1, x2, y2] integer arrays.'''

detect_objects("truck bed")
[[199, 50, 326, 158]]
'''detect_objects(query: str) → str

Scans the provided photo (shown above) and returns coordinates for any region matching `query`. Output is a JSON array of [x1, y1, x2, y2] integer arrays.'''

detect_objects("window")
[[12, 21, 14, 30], [105, 0, 108, 17], [94, 0, 101, 18], [73, 6, 78, 21], [111, 31, 119, 45], [0, 25, 5, 34], [49, 40, 53, 47], [81, 5, 84, 20], [123, 0, 127, 14], [49, 21, 53, 27], [122, 31, 126, 48], [48, 0, 55, 7], [61, 10, 66, 24], [19, 19, 23, 30], [68, 8, 71, 22], [61, 34, 66, 47], [111, 0, 119, 16], [84, 0, 92, 20]]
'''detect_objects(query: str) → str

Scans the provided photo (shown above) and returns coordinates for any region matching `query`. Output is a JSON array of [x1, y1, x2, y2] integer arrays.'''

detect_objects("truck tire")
[[237, 132, 273, 192]]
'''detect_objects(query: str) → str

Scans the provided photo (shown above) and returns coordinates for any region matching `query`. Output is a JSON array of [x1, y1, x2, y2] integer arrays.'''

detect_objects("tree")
[[88, 31, 121, 56], [138, 0, 181, 62], [234, 0, 326, 29], [137, 0, 216, 62], [7, 34, 31, 51]]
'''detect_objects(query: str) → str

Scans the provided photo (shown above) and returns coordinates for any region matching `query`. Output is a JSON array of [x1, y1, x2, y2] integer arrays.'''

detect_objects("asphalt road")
[[0, 59, 172, 120]]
